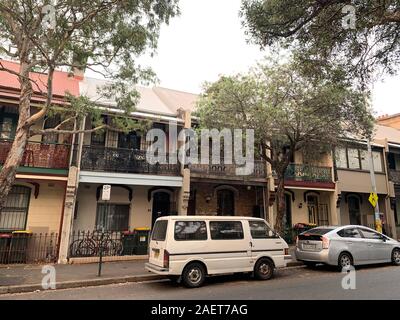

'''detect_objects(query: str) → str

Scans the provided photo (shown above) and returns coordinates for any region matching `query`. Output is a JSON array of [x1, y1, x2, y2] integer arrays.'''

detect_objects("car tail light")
[[322, 236, 330, 249], [284, 248, 289, 255], [296, 236, 299, 247], [163, 250, 170, 269]]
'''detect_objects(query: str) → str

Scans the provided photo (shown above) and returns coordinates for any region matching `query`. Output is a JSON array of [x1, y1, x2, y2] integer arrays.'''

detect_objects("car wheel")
[[182, 263, 206, 288], [254, 258, 274, 280], [338, 252, 353, 270], [392, 248, 400, 266]]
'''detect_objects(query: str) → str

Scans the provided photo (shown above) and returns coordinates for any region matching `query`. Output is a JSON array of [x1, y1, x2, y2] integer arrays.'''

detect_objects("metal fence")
[[69, 230, 151, 258], [69, 231, 124, 258], [0, 233, 59, 264]]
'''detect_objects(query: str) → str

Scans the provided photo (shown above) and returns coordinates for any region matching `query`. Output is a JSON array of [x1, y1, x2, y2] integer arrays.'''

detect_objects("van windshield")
[[151, 220, 168, 241]]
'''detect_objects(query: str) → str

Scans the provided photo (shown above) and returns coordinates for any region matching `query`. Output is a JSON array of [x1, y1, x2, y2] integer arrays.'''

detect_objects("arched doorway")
[[217, 189, 235, 216], [348, 196, 361, 225], [152, 191, 171, 226]]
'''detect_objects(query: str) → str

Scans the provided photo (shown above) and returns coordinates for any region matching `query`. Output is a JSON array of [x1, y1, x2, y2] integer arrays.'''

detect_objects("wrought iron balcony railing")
[[283, 163, 333, 183], [80, 145, 181, 176], [0, 139, 70, 169], [189, 160, 266, 179]]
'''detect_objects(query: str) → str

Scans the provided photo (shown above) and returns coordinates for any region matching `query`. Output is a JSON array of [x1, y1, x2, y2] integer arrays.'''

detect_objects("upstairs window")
[[335, 147, 383, 172]]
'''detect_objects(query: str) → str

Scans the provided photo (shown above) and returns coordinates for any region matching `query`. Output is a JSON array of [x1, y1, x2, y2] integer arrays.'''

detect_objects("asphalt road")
[[1, 264, 400, 300]]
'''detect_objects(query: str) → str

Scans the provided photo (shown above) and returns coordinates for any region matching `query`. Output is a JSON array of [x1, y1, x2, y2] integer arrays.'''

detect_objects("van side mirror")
[[268, 230, 275, 238]]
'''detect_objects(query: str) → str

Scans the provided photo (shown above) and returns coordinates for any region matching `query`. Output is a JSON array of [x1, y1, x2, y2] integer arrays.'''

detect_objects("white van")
[[145, 216, 291, 288]]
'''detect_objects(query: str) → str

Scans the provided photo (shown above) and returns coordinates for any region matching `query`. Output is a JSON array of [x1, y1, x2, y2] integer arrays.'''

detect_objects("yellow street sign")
[[369, 192, 378, 208]]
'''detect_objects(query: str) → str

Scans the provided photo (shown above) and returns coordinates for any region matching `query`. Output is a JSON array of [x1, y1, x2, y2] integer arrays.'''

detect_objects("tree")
[[240, 0, 400, 83], [196, 59, 374, 232], [0, 0, 179, 208]]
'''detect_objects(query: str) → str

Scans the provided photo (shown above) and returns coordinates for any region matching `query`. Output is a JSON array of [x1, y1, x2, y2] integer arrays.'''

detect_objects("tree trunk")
[[0, 62, 33, 209], [274, 174, 286, 233]]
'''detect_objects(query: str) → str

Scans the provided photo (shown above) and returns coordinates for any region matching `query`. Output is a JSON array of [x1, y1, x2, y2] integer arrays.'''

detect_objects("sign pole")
[[367, 140, 382, 233], [98, 185, 111, 277]]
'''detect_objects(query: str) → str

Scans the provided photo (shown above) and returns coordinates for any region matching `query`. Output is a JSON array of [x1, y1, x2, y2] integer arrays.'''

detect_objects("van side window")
[[210, 221, 244, 240], [249, 221, 278, 239], [151, 220, 168, 241], [174, 221, 207, 241]]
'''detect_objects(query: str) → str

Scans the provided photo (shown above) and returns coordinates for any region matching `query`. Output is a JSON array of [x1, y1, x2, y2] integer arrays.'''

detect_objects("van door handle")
[[346, 242, 353, 245], [250, 242, 253, 247]]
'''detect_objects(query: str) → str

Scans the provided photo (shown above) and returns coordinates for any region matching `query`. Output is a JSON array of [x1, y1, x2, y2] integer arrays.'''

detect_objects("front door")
[[348, 196, 361, 225], [217, 189, 235, 216], [152, 192, 171, 226], [283, 194, 292, 230]]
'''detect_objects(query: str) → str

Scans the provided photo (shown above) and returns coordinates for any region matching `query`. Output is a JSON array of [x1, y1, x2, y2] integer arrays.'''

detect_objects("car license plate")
[[153, 249, 160, 259], [303, 244, 316, 250]]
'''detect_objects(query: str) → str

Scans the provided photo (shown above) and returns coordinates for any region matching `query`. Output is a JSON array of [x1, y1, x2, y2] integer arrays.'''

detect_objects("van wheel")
[[182, 262, 206, 288], [254, 258, 274, 280], [392, 248, 400, 266]]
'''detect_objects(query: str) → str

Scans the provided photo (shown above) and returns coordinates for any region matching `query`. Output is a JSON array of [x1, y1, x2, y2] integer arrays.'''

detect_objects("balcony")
[[80, 145, 180, 176], [189, 160, 266, 181], [389, 170, 400, 185], [285, 164, 334, 188], [0, 139, 70, 171]]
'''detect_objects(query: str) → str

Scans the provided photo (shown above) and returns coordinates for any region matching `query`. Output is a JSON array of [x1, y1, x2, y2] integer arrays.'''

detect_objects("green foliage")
[[0, 0, 180, 131], [197, 58, 374, 171], [240, 0, 400, 83]]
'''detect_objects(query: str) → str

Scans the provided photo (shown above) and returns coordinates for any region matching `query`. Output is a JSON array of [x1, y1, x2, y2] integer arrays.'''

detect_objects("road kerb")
[[0, 262, 304, 295]]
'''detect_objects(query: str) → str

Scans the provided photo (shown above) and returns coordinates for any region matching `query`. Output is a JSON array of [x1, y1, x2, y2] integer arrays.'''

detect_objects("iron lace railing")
[[80, 146, 180, 175]]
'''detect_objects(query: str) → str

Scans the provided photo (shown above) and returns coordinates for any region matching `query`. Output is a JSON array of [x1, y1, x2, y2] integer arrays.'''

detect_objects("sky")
[[93, 0, 400, 116]]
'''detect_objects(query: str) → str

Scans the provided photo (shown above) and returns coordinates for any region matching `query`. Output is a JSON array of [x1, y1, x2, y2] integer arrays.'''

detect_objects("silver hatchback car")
[[295, 225, 400, 269]]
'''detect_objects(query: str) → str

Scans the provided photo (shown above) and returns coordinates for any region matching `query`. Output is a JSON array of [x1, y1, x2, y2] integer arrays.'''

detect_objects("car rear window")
[[151, 220, 168, 241], [174, 221, 207, 241], [210, 221, 244, 240], [302, 228, 333, 235], [298, 228, 333, 240]]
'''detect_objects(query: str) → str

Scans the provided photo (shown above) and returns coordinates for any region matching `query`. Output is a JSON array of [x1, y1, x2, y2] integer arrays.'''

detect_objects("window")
[[335, 148, 347, 168], [359, 228, 382, 240], [372, 151, 383, 172], [118, 131, 141, 150], [0, 115, 17, 139], [151, 220, 168, 241], [360, 150, 369, 171], [91, 115, 107, 146], [95, 204, 129, 231], [0, 186, 31, 231], [336, 147, 383, 172], [348, 148, 361, 169], [174, 221, 207, 241], [42, 115, 60, 144], [210, 221, 244, 240], [249, 221, 277, 239], [337, 228, 362, 238]]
